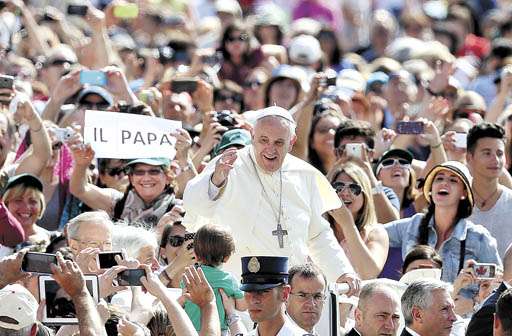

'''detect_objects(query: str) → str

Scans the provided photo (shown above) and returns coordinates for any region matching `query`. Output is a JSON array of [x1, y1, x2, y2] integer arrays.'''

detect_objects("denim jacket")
[[384, 213, 502, 283]]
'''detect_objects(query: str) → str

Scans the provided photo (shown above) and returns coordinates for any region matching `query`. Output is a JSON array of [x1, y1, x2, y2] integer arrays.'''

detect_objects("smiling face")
[[430, 170, 466, 208], [467, 137, 505, 179], [377, 156, 411, 191], [311, 115, 341, 160], [128, 163, 170, 203], [334, 172, 364, 218], [252, 116, 295, 173], [5, 187, 43, 229], [160, 224, 186, 264]]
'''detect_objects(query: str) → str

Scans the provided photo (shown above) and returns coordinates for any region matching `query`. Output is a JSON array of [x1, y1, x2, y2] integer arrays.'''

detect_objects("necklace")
[[249, 154, 288, 248], [474, 187, 499, 208]]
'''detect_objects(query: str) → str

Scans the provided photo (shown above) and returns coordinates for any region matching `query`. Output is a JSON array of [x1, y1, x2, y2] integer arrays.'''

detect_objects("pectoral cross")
[[272, 223, 288, 248]]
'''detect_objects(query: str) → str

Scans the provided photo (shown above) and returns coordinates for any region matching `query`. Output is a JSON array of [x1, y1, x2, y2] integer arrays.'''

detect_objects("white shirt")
[[405, 327, 422, 336], [183, 146, 353, 282], [249, 315, 310, 336]]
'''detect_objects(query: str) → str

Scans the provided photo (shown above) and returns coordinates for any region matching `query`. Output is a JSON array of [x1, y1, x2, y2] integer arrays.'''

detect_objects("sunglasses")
[[332, 181, 362, 196], [107, 167, 125, 177], [132, 168, 163, 176], [216, 93, 242, 103], [168, 235, 185, 247], [380, 158, 410, 168], [227, 34, 248, 42]]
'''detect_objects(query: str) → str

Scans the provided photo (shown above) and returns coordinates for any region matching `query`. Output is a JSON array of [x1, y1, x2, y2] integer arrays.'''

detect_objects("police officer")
[[240, 256, 311, 336]]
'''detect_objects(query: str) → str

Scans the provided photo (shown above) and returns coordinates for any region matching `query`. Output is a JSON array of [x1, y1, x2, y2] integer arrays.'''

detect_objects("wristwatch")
[[226, 313, 241, 326], [372, 181, 384, 195]]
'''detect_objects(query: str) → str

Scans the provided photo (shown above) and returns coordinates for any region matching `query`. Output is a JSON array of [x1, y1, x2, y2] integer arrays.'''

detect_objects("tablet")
[[38, 275, 99, 325]]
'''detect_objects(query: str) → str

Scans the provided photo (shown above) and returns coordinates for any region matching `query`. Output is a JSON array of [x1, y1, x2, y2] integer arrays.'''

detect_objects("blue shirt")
[[384, 213, 502, 283]]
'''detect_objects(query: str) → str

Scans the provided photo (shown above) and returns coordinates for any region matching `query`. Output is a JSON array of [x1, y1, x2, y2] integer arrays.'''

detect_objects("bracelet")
[[180, 161, 195, 173], [426, 86, 442, 97], [372, 181, 384, 195], [430, 142, 442, 149], [226, 313, 241, 326]]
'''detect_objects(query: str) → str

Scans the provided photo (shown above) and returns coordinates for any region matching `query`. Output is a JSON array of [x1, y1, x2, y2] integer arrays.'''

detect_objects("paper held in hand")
[[84, 110, 182, 159]]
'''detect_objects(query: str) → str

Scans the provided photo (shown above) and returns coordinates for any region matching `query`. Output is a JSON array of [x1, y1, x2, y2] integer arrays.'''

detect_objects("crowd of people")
[[2, 0, 512, 335]]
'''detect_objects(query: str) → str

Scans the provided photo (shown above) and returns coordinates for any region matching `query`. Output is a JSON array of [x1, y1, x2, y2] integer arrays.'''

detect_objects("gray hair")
[[358, 282, 400, 310], [255, 115, 296, 138], [66, 211, 113, 239], [112, 223, 158, 259], [401, 280, 451, 326]]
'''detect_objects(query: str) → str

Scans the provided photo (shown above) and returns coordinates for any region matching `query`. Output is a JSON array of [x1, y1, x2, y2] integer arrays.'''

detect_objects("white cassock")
[[249, 315, 310, 336], [183, 146, 354, 282]]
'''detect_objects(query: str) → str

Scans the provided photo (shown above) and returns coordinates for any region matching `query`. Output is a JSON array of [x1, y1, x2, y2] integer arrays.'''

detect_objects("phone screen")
[[98, 252, 123, 269], [0, 75, 14, 89], [79, 70, 107, 86], [396, 121, 424, 134], [117, 269, 146, 286], [67, 5, 88, 16], [473, 264, 497, 279], [22, 253, 57, 274], [171, 79, 198, 93]]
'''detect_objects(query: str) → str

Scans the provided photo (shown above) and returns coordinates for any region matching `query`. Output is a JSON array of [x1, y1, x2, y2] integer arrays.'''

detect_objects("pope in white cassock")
[[183, 106, 359, 293]]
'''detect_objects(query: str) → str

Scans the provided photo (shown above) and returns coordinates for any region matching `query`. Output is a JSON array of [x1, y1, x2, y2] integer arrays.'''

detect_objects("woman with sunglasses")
[[327, 162, 389, 279], [96, 158, 129, 193], [71, 143, 180, 228], [384, 161, 501, 283], [375, 149, 418, 218], [158, 222, 195, 287], [218, 22, 264, 86]]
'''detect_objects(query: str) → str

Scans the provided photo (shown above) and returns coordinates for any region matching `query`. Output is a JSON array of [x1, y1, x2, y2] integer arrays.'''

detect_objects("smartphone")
[[79, 70, 107, 86], [454, 132, 467, 149], [117, 269, 146, 286], [201, 52, 223, 67], [113, 3, 139, 19], [345, 143, 363, 159], [67, 4, 88, 16], [97, 251, 123, 269], [39, 275, 99, 324], [53, 127, 74, 143], [22, 252, 58, 274], [396, 121, 424, 134], [171, 78, 198, 93], [473, 263, 497, 279], [0, 74, 14, 89]]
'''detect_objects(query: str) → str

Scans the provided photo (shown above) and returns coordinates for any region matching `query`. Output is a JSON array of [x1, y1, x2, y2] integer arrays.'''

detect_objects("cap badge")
[[248, 257, 260, 273]]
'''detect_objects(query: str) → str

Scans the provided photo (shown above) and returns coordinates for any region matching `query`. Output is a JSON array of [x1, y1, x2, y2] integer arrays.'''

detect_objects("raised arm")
[[13, 100, 52, 176], [41, 69, 82, 123], [329, 205, 389, 279], [69, 143, 117, 211], [140, 265, 199, 336], [51, 253, 107, 336]]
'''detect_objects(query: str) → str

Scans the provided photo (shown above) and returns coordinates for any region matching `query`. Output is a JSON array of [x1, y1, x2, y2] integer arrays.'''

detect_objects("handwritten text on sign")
[[84, 110, 182, 159]]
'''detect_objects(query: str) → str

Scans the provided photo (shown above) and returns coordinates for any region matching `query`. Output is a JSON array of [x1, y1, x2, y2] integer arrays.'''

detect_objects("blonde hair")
[[2, 185, 46, 219], [330, 162, 377, 232]]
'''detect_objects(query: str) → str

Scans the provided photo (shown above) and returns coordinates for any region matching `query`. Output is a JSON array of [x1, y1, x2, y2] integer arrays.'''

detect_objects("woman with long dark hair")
[[217, 21, 264, 86], [384, 161, 501, 282]]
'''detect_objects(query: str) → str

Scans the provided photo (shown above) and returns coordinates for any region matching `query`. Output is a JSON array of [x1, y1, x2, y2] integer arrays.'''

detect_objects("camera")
[[214, 110, 237, 129]]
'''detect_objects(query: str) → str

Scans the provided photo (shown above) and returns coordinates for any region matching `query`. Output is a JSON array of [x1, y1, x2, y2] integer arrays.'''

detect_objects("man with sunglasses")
[[184, 106, 359, 296]]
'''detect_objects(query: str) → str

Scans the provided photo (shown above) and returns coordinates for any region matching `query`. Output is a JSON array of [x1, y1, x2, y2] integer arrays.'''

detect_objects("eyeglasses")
[[107, 167, 125, 177], [332, 181, 362, 196], [290, 292, 327, 303], [227, 34, 248, 43], [52, 142, 63, 151], [168, 235, 185, 247], [131, 168, 163, 176], [73, 239, 112, 250], [380, 158, 410, 168], [216, 93, 242, 103]]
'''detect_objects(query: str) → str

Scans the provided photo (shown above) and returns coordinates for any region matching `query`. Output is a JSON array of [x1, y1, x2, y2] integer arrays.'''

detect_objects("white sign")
[[84, 110, 182, 159]]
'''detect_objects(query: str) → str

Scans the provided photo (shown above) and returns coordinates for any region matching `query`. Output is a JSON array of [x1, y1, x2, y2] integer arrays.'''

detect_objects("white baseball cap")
[[288, 34, 322, 65], [0, 284, 38, 330]]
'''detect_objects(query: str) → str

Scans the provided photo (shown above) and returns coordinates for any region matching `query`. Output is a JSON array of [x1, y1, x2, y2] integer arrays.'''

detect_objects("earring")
[[461, 196, 466, 200]]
